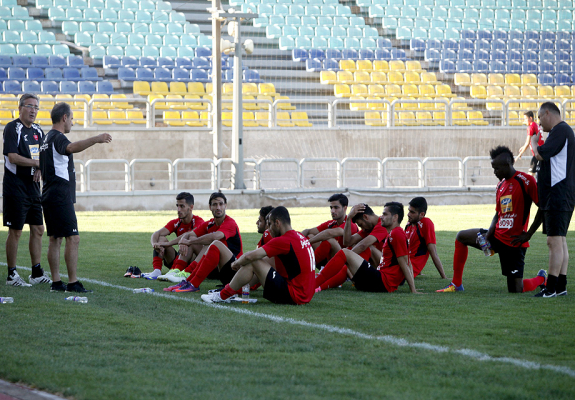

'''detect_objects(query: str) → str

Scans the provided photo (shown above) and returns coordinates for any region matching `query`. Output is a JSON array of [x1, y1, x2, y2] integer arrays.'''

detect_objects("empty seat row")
[[320, 70, 439, 85], [0, 67, 101, 81], [338, 59, 422, 72], [230, 0, 338, 5], [0, 44, 71, 57], [0, 80, 113, 94], [333, 83, 456, 98], [36, 0, 173, 11], [74, 32, 202, 48], [0, 5, 32, 20], [468, 85, 575, 100], [279, 36, 380, 50], [118, 67, 263, 83], [357, 0, 574, 9], [266, 26, 379, 39], [0, 55, 87, 69], [89, 45, 200, 59], [459, 72, 575, 86], [0, 19, 44, 32], [427, 38, 575, 53], [293, 47, 405, 63], [103, 55, 223, 69], [134, 81, 278, 97], [0, 32, 59, 46], [246, 3, 353, 16], [369, 5, 570, 20], [439, 50, 575, 64], [454, 72, 540, 86], [254, 15, 366, 28], [442, 59, 575, 75], [62, 21, 192, 36], [53, 9, 184, 24]]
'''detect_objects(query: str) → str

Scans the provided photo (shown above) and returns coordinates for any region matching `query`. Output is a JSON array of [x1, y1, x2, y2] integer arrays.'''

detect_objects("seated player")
[[166, 192, 243, 293], [404, 197, 446, 279], [137, 192, 204, 280], [257, 206, 274, 248], [315, 203, 388, 291], [301, 194, 358, 268], [201, 206, 315, 305], [437, 146, 547, 293], [315, 202, 418, 294]]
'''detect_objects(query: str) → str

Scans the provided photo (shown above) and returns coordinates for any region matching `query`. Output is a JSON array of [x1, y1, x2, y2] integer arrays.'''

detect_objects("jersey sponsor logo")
[[500, 195, 513, 213], [517, 173, 531, 186], [29, 144, 40, 160], [33, 134, 38, 141], [499, 217, 514, 229]]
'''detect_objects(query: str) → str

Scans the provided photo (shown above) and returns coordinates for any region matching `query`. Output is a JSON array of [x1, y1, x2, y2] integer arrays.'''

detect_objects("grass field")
[[1, 205, 574, 400]]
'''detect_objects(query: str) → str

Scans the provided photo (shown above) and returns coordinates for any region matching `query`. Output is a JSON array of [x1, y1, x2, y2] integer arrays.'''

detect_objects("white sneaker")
[[157, 269, 178, 281], [6, 271, 32, 287], [142, 269, 161, 280], [166, 270, 189, 283], [201, 292, 231, 303], [29, 274, 52, 285]]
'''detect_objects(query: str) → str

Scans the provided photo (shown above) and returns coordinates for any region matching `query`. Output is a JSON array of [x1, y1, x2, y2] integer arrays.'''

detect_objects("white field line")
[[8, 264, 575, 379]]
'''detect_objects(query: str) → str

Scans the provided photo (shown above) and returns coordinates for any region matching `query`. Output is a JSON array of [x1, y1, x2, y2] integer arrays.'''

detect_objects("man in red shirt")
[[315, 202, 418, 294], [165, 192, 243, 293], [302, 194, 358, 268], [516, 111, 544, 176], [437, 146, 546, 293], [404, 197, 446, 279], [137, 192, 204, 280], [257, 206, 274, 248], [201, 206, 315, 304]]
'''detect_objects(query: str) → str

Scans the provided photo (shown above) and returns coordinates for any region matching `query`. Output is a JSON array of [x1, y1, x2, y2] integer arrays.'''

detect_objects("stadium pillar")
[[210, 0, 223, 161], [230, 15, 246, 190]]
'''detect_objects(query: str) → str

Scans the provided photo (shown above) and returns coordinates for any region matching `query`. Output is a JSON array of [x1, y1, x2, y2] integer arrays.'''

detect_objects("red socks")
[[184, 260, 198, 274], [319, 266, 348, 290], [452, 239, 468, 287], [315, 250, 347, 289], [172, 258, 188, 271], [522, 275, 545, 292], [219, 284, 241, 300], [314, 241, 332, 264], [189, 245, 221, 287], [152, 256, 163, 270]]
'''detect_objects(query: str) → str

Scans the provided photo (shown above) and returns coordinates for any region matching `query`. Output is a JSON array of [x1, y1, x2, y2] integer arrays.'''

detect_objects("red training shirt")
[[164, 215, 205, 237], [257, 230, 273, 248], [193, 215, 243, 257], [404, 217, 436, 277], [316, 216, 358, 247], [528, 122, 544, 156], [378, 226, 409, 293], [357, 218, 388, 252]]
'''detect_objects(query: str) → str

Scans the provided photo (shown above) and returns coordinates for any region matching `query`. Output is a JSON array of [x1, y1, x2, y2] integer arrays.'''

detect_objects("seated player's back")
[[405, 216, 435, 277]]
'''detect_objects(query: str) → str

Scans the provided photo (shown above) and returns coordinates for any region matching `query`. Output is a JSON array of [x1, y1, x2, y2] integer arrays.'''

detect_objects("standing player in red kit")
[[437, 146, 547, 293], [404, 197, 446, 279], [515, 111, 544, 176], [201, 206, 315, 304]]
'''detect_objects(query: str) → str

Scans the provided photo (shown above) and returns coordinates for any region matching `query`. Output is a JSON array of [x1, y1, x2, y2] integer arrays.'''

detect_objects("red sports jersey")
[[404, 217, 436, 277], [164, 215, 205, 237], [378, 226, 409, 293], [316, 216, 358, 247], [193, 215, 243, 257], [257, 230, 272, 248], [495, 171, 538, 248], [262, 230, 315, 305], [357, 218, 388, 251], [528, 122, 544, 156]]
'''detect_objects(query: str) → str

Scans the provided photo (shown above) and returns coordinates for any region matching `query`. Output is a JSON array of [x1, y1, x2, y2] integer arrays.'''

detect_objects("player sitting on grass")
[[165, 192, 243, 293], [315, 202, 418, 294], [201, 206, 315, 304], [257, 206, 274, 248], [404, 197, 446, 279], [315, 203, 387, 291], [137, 192, 204, 280], [437, 146, 547, 294], [301, 194, 358, 269]]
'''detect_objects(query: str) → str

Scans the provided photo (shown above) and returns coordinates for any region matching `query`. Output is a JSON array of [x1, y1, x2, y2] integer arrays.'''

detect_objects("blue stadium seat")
[[158, 57, 175, 68], [0, 68, 7, 81], [459, 39, 474, 52], [305, 58, 322, 72], [154, 67, 171, 82], [456, 60, 473, 72], [60, 81, 78, 94], [45, 68, 63, 80], [195, 47, 211, 58], [4, 80, 21, 93], [118, 67, 135, 81], [68, 55, 85, 68], [192, 57, 210, 70], [459, 30, 475, 41], [244, 70, 264, 83], [359, 49, 375, 60], [41, 80, 58, 94], [27, 68, 44, 81], [522, 61, 538, 74], [96, 80, 113, 94], [191, 69, 209, 82], [375, 48, 391, 60], [140, 57, 157, 68], [524, 50, 539, 62], [82, 68, 101, 81], [538, 73, 554, 86], [492, 50, 506, 62], [556, 32, 571, 42], [507, 50, 522, 62], [556, 62, 571, 73], [103, 55, 120, 69], [175, 57, 193, 69], [439, 60, 455, 73], [0, 55, 12, 68], [540, 31, 555, 42], [309, 49, 325, 60], [7, 67, 26, 80], [323, 58, 339, 70], [507, 39, 522, 52], [28, 56, 47, 69], [458, 49, 473, 61], [390, 48, 406, 60], [293, 49, 308, 62], [135, 67, 154, 81], [424, 49, 441, 62], [410, 39, 426, 52], [23, 80, 41, 93], [492, 40, 506, 52], [342, 49, 358, 60], [442, 49, 457, 60], [443, 39, 458, 51], [49, 55, 66, 68], [473, 60, 489, 73], [539, 62, 554, 74], [79, 81, 95, 94], [555, 73, 572, 85], [508, 30, 523, 42], [524, 40, 539, 52], [489, 60, 506, 73], [475, 49, 490, 61], [524, 31, 539, 41], [172, 67, 189, 81], [121, 56, 138, 68], [540, 40, 554, 52], [325, 49, 342, 60], [63, 68, 81, 81], [507, 61, 522, 73]]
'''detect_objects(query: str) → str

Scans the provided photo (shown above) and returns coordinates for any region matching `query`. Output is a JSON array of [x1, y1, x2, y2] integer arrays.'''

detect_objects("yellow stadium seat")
[[110, 94, 133, 109], [182, 111, 204, 127], [373, 60, 389, 72], [419, 84, 436, 98], [356, 60, 373, 71], [522, 74, 539, 87], [38, 94, 55, 110], [242, 112, 259, 127], [487, 85, 503, 99], [170, 82, 188, 95], [276, 111, 295, 127], [164, 111, 185, 127], [436, 84, 456, 98], [127, 110, 146, 124], [222, 111, 233, 127], [276, 96, 296, 110], [364, 111, 385, 126], [555, 85, 572, 99], [405, 60, 423, 72], [539, 86, 554, 97], [222, 94, 233, 110], [205, 83, 213, 95], [505, 74, 521, 87], [339, 59, 356, 71], [504, 85, 521, 98], [470, 85, 487, 99], [387, 96, 401, 110], [486, 100, 503, 111], [354, 71, 371, 84], [368, 84, 385, 97], [0, 94, 17, 110], [291, 111, 313, 127], [108, 110, 130, 125], [404, 71, 421, 85], [200, 111, 209, 125], [223, 83, 234, 95], [421, 72, 440, 85], [395, 111, 418, 126], [320, 71, 337, 85], [151, 81, 169, 95], [468, 111, 489, 126], [53, 94, 74, 107], [508, 111, 524, 126], [433, 111, 446, 126], [454, 73, 471, 86], [188, 82, 206, 96], [367, 96, 386, 110], [350, 96, 368, 111], [571, 86, 575, 98], [370, 71, 387, 84], [417, 111, 437, 126], [255, 111, 271, 127], [337, 71, 354, 84], [402, 84, 419, 98], [257, 95, 273, 110], [74, 94, 91, 110], [388, 71, 405, 85], [165, 94, 186, 110], [92, 110, 112, 125], [134, 81, 151, 96], [148, 94, 169, 110], [334, 84, 351, 98], [74, 110, 86, 126], [386, 84, 402, 97], [471, 73, 488, 86], [389, 60, 405, 72], [92, 94, 112, 109], [242, 83, 258, 96], [452, 111, 471, 126], [0, 110, 13, 125], [487, 73, 505, 86], [418, 96, 435, 110], [35, 111, 52, 126], [242, 95, 258, 111], [184, 94, 205, 110], [452, 97, 472, 110], [351, 84, 368, 97], [521, 86, 537, 98]]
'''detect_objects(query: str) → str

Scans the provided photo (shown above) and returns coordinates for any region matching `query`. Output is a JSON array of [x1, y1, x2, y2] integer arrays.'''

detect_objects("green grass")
[[1, 205, 574, 399]]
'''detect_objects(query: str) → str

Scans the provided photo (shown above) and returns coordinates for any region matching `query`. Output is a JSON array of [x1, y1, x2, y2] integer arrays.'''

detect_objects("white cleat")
[[29, 274, 52, 285], [157, 269, 178, 281], [201, 292, 231, 303], [166, 270, 189, 283], [6, 271, 32, 287]]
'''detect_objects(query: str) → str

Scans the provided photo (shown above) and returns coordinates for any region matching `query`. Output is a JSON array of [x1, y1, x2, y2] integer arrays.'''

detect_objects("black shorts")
[[3, 196, 43, 230], [480, 229, 525, 278], [263, 268, 297, 305], [542, 210, 573, 237], [164, 251, 179, 269], [351, 260, 388, 292], [218, 255, 237, 284], [43, 203, 79, 238], [529, 156, 539, 174]]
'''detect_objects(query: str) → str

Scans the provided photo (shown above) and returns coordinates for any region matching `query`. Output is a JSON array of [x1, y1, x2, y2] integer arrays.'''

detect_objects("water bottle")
[[477, 232, 494, 257], [0, 297, 14, 304], [133, 288, 154, 293], [65, 296, 88, 303], [242, 284, 250, 304]]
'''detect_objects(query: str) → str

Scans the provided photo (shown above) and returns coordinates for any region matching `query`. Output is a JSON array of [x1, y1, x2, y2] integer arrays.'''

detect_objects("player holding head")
[[515, 111, 544, 176], [201, 206, 315, 304], [3, 93, 51, 286], [301, 194, 358, 268], [315, 202, 418, 294], [137, 192, 204, 280], [405, 197, 446, 279], [437, 145, 546, 294]]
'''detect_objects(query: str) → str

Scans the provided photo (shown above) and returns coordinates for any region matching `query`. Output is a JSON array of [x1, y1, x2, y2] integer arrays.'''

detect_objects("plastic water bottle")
[[242, 284, 250, 304], [65, 296, 88, 303], [477, 232, 494, 257], [0, 297, 14, 304], [133, 288, 154, 293]]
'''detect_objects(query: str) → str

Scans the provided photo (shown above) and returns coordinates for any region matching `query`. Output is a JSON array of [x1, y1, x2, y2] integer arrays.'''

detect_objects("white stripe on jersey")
[[550, 139, 568, 187], [4, 155, 16, 174], [52, 143, 69, 181]]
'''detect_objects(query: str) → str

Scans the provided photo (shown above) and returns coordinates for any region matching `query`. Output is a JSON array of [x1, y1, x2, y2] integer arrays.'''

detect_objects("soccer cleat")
[[157, 269, 178, 281], [131, 267, 143, 278], [142, 269, 161, 280], [174, 281, 200, 293], [208, 288, 222, 294], [201, 292, 231, 303], [315, 287, 322, 293], [50, 281, 67, 292], [66, 281, 93, 293], [29, 273, 52, 285], [6, 271, 32, 287], [533, 287, 556, 298], [165, 270, 190, 283], [557, 290, 567, 296], [537, 269, 548, 284], [124, 266, 134, 277], [436, 282, 464, 293]]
